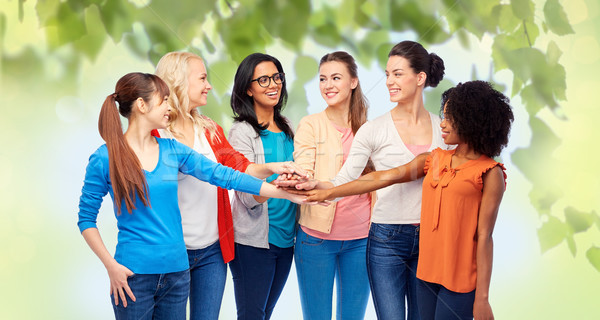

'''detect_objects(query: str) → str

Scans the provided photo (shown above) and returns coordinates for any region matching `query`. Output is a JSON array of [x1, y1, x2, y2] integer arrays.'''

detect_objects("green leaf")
[[546, 40, 562, 65], [46, 2, 87, 47], [356, 30, 389, 66], [511, 74, 523, 97], [543, 0, 574, 36], [511, 117, 561, 186], [586, 246, 600, 272], [424, 79, 455, 114], [511, 0, 534, 20], [206, 59, 237, 96], [294, 55, 318, 83], [537, 216, 567, 253], [123, 23, 151, 60], [278, 1, 310, 49], [565, 207, 594, 234], [312, 22, 342, 47], [375, 42, 393, 70], [36, 0, 60, 26], [0, 13, 6, 41], [202, 34, 216, 55], [98, 0, 136, 42], [492, 4, 520, 33], [73, 5, 107, 61], [566, 234, 576, 257]]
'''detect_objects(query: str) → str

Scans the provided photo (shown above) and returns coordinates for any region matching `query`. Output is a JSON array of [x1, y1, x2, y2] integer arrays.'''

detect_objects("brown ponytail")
[[98, 72, 170, 214]]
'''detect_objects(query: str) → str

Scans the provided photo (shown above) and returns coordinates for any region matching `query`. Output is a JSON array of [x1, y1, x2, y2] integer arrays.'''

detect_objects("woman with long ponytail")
[[77, 72, 307, 320]]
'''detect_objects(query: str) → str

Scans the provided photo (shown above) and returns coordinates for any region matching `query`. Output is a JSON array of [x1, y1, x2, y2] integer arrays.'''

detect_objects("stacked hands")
[[272, 167, 332, 205]]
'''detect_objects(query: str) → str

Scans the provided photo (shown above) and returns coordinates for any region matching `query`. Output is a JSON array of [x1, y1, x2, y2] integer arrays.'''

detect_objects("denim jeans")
[[228, 243, 294, 320], [367, 223, 420, 320], [111, 269, 190, 320], [416, 279, 475, 320], [295, 227, 370, 320], [187, 241, 227, 320]]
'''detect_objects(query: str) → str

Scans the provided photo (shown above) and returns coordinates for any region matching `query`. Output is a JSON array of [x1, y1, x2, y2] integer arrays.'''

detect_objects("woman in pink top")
[[293, 51, 373, 320]]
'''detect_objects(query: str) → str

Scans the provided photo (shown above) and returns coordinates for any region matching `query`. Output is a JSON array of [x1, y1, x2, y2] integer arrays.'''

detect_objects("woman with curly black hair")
[[303, 80, 514, 320]]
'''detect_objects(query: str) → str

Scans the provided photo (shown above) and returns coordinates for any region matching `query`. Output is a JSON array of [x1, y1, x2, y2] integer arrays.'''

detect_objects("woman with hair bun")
[[77, 72, 307, 320], [282, 41, 451, 319]]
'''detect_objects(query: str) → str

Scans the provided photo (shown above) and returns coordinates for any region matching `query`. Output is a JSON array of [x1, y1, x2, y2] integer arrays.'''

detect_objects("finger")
[[118, 286, 128, 308], [112, 287, 119, 306], [124, 284, 136, 303]]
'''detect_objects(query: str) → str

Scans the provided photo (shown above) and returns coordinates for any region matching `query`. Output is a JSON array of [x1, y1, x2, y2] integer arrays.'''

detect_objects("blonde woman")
[[153, 52, 306, 320]]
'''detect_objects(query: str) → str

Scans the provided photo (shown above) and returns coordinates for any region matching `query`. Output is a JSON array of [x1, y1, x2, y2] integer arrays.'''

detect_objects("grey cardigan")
[[228, 121, 271, 249]]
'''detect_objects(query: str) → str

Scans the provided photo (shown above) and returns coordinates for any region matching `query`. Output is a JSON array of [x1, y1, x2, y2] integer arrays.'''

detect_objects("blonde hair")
[[155, 51, 219, 142]]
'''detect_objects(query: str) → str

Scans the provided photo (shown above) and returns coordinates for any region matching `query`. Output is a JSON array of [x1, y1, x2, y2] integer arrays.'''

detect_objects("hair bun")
[[427, 53, 445, 88]]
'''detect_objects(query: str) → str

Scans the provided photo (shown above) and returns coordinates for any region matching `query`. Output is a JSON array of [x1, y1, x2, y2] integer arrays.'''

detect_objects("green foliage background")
[[0, 0, 598, 319]]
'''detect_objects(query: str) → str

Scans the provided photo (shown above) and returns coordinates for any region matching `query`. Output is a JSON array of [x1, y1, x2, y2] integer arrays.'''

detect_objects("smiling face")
[[187, 58, 212, 109], [246, 61, 281, 110], [440, 103, 461, 145], [385, 55, 426, 104], [319, 61, 357, 108], [146, 92, 172, 129]]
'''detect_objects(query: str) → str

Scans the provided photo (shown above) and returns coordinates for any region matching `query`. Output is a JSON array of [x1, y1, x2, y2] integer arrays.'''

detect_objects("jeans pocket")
[[301, 233, 324, 246], [369, 223, 396, 242]]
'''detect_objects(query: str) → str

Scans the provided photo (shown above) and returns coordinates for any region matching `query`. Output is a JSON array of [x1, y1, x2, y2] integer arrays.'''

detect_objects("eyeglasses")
[[251, 73, 285, 88]]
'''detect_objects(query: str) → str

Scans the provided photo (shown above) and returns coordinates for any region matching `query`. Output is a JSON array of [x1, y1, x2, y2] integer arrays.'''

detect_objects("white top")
[[333, 111, 450, 224], [158, 127, 219, 249]]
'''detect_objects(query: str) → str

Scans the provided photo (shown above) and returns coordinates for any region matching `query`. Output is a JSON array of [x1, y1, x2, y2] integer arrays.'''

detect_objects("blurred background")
[[0, 0, 598, 319]]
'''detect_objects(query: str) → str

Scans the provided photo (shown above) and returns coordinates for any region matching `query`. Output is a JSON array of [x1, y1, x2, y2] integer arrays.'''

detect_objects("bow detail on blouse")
[[430, 166, 457, 231]]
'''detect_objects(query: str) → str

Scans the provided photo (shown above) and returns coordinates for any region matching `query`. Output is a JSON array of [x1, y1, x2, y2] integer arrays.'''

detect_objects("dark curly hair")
[[441, 81, 514, 157]]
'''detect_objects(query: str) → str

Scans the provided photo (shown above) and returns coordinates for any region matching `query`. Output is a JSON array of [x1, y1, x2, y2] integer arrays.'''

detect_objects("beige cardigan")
[[293, 111, 373, 233]]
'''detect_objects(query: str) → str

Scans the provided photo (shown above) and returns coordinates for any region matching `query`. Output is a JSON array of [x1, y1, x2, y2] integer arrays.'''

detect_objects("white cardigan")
[[333, 111, 450, 224]]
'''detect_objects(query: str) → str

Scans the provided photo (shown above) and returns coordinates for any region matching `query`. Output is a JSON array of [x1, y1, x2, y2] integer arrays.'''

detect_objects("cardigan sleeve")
[[228, 123, 263, 209], [293, 116, 317, 176], [332, 121, 373, 186]]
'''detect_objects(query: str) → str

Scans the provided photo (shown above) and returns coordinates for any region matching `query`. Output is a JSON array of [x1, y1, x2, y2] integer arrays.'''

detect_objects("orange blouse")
[[417, 148, 506, 293]]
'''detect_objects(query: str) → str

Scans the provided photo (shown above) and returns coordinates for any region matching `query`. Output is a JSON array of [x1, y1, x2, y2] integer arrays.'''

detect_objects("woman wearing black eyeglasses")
[[227, 53, 297, 320]]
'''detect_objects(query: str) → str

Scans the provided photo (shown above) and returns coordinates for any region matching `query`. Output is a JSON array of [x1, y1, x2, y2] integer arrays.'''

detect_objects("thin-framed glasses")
[[251, 73, 285, 88]]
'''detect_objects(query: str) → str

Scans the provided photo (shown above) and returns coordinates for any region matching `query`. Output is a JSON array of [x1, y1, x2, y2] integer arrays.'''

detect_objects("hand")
[[294, 178, 319, 190], [107, 260, 136, 307], [473, 297, 494, 320], [305, 189, 334, 202], [273, 174, 310, 188], [270, 162, 311, 179]]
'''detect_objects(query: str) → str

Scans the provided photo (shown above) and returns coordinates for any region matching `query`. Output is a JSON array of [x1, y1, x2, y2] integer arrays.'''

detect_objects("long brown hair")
[[319, 51, 374, 174], [98, 72, 170, 214], [319, 51, 369, 136]]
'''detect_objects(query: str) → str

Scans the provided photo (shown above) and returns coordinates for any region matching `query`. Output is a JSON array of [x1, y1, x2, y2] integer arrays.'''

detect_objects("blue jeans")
[[367, 223, 420, 320], [416, 279, 475, 320], [111, 269, 190, 320], [229, 243, 294, 320], [295, 227, 370, 320], [188, 241, 227, 320]]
